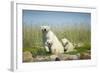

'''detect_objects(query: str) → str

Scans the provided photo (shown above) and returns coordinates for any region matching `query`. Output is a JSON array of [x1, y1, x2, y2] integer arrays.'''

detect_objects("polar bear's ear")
[[40, 26, 43, 30], [46, 26, 50, 31]]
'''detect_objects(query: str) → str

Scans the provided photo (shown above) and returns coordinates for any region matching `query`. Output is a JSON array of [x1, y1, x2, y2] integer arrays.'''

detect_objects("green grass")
[[23, 47, 52, 57], [23, 48, 46, 57], [64, 44, 90, 55], [23, 24, 91, 57]]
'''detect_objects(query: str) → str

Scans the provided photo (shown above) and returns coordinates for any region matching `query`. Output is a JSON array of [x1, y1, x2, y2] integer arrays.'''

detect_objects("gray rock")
[[50, 54, 80, 61], [33, 56, 50, 62], [80, 52, 91, 59], [57, 54, 80, 60], [23, 51, 33, 62]]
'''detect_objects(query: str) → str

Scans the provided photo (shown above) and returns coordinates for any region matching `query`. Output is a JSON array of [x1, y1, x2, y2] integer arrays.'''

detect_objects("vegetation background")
[[22, 10, 91, 62]]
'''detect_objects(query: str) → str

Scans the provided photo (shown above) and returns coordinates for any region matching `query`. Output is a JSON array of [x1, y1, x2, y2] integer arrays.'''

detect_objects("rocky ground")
[[23, 51, 91, 62]]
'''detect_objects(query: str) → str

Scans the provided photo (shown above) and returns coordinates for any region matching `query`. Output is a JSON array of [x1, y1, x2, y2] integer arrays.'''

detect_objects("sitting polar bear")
[[61, 38, 75, 52], [41, 26, 64, 54], [46, 39, 63, 54]]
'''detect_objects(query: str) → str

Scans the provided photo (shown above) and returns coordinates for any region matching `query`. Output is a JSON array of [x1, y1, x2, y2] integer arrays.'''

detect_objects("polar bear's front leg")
[[45, 42, 50, 52], [45, 46, 50, 52]]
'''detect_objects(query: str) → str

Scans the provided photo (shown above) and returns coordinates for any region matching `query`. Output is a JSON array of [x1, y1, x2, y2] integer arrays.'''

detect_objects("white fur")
[[61, 38, 80, 59], [61, 38, 74, 52], [41, 26, 64, 54]]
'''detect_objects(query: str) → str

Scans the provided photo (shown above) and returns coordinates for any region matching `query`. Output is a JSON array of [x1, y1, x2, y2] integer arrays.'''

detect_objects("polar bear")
[[41, 26, 64, 54], [61, 38, 80, 59], [46, 39, 63, 54], [61, 38, 75, 52]]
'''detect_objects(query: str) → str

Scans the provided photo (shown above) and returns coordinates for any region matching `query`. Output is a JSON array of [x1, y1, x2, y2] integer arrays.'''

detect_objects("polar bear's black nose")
[[48, 43, 51, 45], [44, 29, 46, 31]]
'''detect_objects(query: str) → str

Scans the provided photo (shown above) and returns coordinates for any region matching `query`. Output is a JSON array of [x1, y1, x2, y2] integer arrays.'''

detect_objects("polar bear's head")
[[41, 26, 50, 33], [46, 39, 53, 48], [61, 38, 69, 47]]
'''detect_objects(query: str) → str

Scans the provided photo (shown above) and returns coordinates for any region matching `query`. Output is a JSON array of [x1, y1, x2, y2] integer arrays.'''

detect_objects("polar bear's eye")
[[63, 42, 68, 47], [65, 42, 68, 45]]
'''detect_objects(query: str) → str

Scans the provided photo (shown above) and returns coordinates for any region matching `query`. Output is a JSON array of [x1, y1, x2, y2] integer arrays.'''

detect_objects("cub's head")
[[61, 38, 69, 47], [41, 26, 50, 33], [46, 39, 53, 48]]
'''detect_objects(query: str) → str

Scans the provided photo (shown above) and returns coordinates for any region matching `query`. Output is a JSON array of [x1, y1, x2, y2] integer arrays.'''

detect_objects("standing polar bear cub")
[[41, 26, 64, 54]]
